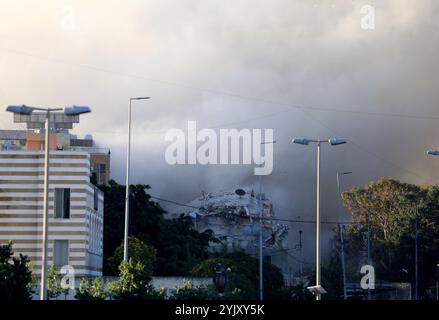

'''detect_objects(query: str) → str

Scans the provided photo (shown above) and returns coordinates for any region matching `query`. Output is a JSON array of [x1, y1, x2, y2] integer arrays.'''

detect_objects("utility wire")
[[3, 46, 438, 184], [150, 194, 355, 225], [2, 46, 439, 121], [149, 195, 198, 209]]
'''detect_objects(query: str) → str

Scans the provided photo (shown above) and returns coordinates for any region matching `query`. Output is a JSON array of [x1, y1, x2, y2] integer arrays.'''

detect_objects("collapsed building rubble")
[[176, 189, 289, 273]]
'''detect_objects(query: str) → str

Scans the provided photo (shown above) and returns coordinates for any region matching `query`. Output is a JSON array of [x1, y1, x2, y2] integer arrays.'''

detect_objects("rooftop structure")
[[173, 190, 289, 274], [0, 108, 108, 282], [0, 129, 110, 185], [0, 150, 104, 277]]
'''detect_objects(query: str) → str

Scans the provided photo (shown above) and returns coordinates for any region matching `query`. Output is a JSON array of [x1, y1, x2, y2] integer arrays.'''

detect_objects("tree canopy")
[[107, 236, 156, 276], [0, 242, 33, 300], [190, 251, 286, 299], [341, 178, 439, 297], [100, 180, 213, 276]]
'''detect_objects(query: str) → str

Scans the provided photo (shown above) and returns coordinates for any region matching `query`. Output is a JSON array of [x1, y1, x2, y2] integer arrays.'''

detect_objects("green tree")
[[171, 279, 216, 300], [100, 180, 213, 276], [110, 259, 164, 300], [190, 251, 286, 299], [341, 178, 439, 298], [107, 236, 156, 276], [47, 265, 62, 300], [0, 242, 33, 300], [308, 254, 344, 300], [170, 279, 243, 300], [342, 178, 422, 244], [75, 277, 107, 300]]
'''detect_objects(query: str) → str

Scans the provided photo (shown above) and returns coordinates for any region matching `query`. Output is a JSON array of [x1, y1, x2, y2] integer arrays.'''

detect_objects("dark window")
[[54, 240, 69, 267], [94, 188, 99, 211], [98, 163, 106, 184], [55, 188, 70, 219]]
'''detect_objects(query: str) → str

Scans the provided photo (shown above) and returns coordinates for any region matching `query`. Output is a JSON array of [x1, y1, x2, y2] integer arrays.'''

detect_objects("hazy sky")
[[1, 0, 438, 265]]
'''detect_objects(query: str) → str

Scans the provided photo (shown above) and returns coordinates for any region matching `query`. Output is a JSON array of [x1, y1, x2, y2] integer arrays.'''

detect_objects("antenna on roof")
[[235, 189, 246, 198]]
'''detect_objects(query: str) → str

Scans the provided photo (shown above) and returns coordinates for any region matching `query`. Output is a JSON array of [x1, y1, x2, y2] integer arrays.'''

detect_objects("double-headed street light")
[[6, 104, 91, 300], [124, 97, 150, 262], [292, 138, 347, 300]]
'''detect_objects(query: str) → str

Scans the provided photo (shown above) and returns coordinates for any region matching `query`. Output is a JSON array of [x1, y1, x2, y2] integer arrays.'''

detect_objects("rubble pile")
[[181, 190, 288, 251]]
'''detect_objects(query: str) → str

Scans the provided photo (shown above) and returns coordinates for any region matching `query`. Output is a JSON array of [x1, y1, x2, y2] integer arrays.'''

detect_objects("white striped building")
[[0, 150, 104, 277]]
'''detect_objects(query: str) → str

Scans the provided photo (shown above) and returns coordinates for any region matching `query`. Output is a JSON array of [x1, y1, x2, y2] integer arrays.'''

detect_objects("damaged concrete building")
[[175, 189, 289, 274]]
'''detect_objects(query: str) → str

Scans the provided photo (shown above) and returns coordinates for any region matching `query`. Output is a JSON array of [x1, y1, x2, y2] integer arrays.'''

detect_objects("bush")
[[107, 236, 156, 276], [109, 259, 165, 300], [47, 265, 62, 299], [190, 251, 285, 299], [0, 242, 33, 300], [75, 277, 107, 300], [171, 279, 216, 300]]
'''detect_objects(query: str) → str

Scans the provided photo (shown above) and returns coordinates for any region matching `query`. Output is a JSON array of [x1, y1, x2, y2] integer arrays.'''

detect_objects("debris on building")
[[173, 189, 289, 273]]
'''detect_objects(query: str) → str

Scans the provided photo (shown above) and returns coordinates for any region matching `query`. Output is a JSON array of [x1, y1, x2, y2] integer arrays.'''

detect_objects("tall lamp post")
[[124, 97, 150, 262], [427, 151, 439, 300], [6, 104, 91, 300], [292, 138, 347, 300], [256, 140, 276, 301], [336, 171, 352, 300], [436, 263, 439, 301]]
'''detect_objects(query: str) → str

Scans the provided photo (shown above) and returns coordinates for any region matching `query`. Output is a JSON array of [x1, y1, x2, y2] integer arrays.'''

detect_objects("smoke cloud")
[[1, 0, 439, 268]]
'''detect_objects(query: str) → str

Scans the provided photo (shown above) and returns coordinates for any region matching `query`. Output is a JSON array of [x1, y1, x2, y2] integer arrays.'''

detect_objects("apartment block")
[[0, 130, 111, 185], [0, 149, 104, 277]]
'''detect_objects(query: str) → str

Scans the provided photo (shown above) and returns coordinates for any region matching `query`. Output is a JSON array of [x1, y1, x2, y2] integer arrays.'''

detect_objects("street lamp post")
[[424, 151, 439, 299], [292, 138, 347, 300], [436, 263, 439, 301], [6, 105, 90, 300], [124, 97, 150, 262], [336, 171, 352, 301], [257, 140, 276, 301], [367, 210, 371, 300], [298, 230, 303, 284]]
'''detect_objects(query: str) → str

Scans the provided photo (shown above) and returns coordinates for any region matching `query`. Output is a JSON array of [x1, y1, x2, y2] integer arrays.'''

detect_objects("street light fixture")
[[64, 105, 92, 116], [292, 137, 347, 300], [427, 150, 439, 156], [124, 97, 150, 262], [6, 105, 34, 115], [6, 104, 91, 300]]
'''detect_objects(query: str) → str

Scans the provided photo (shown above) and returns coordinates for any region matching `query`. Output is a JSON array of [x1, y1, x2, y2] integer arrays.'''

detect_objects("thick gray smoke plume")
[[1, 0, 439, 269]]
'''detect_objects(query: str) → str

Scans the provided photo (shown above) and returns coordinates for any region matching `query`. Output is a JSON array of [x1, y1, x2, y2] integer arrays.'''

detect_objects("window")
[[94, 188, 99, 211], [53, 240, 69, 267], [98, 163, 106, 184], [54, 188, 70, 219]]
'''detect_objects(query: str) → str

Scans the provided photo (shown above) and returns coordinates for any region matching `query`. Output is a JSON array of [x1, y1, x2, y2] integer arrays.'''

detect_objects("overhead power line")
[[2, 46, 439, 121], [149, 195, 198, 209], [3, 46, 438, 184], [150, 194, 355, 225]]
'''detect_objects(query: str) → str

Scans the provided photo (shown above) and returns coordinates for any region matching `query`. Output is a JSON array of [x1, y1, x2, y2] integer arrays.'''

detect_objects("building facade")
[[171, 190, 289, 276], [0, 150, 104, 277], [0, 129, 111, 185]]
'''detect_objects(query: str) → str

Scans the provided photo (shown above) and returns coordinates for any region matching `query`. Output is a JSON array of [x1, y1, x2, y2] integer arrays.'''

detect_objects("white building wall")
[[0, 150, 104, 277]]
